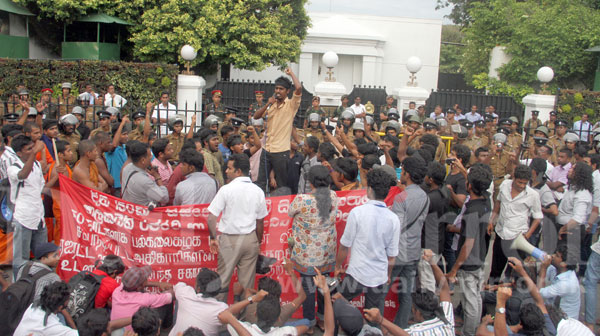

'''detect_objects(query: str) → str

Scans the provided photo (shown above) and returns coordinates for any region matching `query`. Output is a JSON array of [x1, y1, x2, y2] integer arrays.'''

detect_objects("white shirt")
[[592, 170, 600, 208], [208, 176, 268, 235], [340, 200, 400, 287], [227, 321, 297, 336], [80, 91, 99, 105], [557, 187, 592, 226], [429, 112, 444, 119], [573, 120, 592, 142], [406, 301, 454, 336], [0, 146, 19, 179], [556, 317, 594, 336], [349, 104, 365, 116], [168, 283, 229, 336], [152, 102, 177, 135], [495, 179, 543, 240], [7, 158, 44, 230], [14, 305, 78, 336], [104, 93, 128, 108]]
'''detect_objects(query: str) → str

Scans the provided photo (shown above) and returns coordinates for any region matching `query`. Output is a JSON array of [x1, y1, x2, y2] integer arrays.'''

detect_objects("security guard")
[[464, 120, 488, 153], [58, 114, 81, 166], [205, 90, 226, 118], [89, 110, 113, 139], [422, 118, 447, 162], [548, 119, 569, 164], [128, 110, 147, 141], [523, 110, 542, 139], [489, 132, 512, 200], [166, 114, 187, 162], [544, 111, 558, 137], [249, 91, 265, 121], [54, 82, 76, 117], [303, 113, 324, 142]]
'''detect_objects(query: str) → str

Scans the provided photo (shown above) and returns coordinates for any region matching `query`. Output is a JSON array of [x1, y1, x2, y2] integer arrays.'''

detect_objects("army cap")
[[555, 120, 569, 127], [509, 116, 519, 124], [423, 118, 437, 129], [534, 125, 549, 137], [407, 115, 421, 124], [61, 82, 72, 89]]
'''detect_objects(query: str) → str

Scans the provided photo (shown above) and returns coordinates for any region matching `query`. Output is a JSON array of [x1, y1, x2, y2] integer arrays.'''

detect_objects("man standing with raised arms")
[[253, 67, 302, 195]]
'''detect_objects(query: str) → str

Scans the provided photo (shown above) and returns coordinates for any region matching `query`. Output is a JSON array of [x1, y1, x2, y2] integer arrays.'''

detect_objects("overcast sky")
[[306, 0, 453, 22]]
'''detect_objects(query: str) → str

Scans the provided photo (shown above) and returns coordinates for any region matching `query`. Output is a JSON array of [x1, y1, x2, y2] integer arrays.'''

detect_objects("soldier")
[[249, 91, 265, 122], [205, 89, 226, 118], [363, 115, 380, 143], [523, 110, 542, 139], [380, 107, 400, 132], [166, 114, 194, 162], [58, 114, 81, 166], [38, 88, 57, 117], [303, 113, 324, 143], [379, 95, 396, 124], [506, 116, 523, 151], [90, 110, 113, 139], [464, 120, 489, 153], [334, 95, 350, 120], [489, 132, 513, 200], [544, 110, 558, 136], [54, 82, 76, 118], [304, 96, 326, 128], [548, 120, 568, 164]]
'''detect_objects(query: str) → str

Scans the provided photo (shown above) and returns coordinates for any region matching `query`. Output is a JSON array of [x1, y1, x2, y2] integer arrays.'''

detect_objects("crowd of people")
[[1, 66, 600, 336]]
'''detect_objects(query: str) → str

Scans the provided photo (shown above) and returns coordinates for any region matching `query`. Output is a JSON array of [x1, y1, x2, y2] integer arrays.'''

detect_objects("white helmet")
[[59, 114, 78, 126]]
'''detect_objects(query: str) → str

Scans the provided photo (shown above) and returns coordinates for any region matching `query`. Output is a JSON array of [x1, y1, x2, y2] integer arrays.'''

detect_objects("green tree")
[[16, 0, 309, 72], [436, 0, 483, 26], [439, 25, 464, 74], [462, 0, 600, 94]]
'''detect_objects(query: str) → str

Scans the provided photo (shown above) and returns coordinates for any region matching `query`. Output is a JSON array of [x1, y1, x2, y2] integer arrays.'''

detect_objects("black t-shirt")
[[458, 197, 490, 271], [286, 152, 304, 195], [445, 172, 467, 212], [422, 187, 450, 253]]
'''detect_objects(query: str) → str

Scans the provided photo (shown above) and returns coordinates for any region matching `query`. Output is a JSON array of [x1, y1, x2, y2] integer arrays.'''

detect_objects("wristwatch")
[[496, 307, 506, 314], [247, 296, 254, 304]]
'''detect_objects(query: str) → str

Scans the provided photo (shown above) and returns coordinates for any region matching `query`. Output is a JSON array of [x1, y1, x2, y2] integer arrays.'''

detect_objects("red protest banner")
[[57, 175, 402, 319]]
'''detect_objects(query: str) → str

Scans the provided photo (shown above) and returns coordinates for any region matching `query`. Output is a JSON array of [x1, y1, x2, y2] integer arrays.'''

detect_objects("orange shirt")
[[36, 146, 54, 166]]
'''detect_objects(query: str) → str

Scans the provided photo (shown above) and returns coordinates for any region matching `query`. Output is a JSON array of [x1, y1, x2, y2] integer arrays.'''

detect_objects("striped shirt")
[[556, 318, 594, 336], [406, 301, 454, 336]]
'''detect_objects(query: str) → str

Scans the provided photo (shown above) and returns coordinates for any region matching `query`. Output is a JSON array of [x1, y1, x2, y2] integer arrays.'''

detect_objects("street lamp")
[[406, 56, 422, 87], [322, 51, 339, 82], [181, 44, 197, 75], [537, 66, 554, 95]]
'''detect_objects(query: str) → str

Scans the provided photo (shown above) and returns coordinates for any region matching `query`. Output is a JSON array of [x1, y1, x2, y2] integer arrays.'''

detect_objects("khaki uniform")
[[53, 95, 76, 117], [490, 150, 511, 200], [463, 135, 489, 153], [202, 148, 224, 187], [544, 120, 556, 137], [367, 131, 380, 143], [302, 128, 325, 143], [507, 132, 522, 152], [523, 118, 542, 136], [548, 135, 565, 165], [58, 132, 81, 166], [167, 133, 185, 161], [435, 138, 447, 163], [89, 126, 111, 139]]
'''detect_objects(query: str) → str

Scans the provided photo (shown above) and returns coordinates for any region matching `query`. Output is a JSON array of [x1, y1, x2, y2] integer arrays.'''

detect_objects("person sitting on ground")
[[92, 254, 126, 308], [132, 306, 161, 336], [173, 148, 217, 205], [168, 268, 229, 336], [77, 308, 133, 336], [538, 245, 581, 319], [16, 243, 64, 311], [545, 304, 594, 336], [110, 265, 174, 331], [73, 139, 108, 192], [14, 281, 77, 335]]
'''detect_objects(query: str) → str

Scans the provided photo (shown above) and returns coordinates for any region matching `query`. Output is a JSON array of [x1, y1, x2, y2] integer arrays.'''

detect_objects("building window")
[[0, 11, 9, 35]]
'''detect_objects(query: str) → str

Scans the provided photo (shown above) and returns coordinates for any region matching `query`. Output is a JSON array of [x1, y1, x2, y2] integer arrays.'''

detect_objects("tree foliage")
[[462, 0, 600, 94], [439, 25, 464, 74], [15, 0, 309, 72], [436, 0, 483, 26]]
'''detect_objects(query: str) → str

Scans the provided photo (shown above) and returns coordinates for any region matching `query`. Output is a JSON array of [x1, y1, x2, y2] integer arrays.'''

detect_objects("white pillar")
[[392, 86, 431, 123], [361, 56, 377, 85], [314, 81, 347, 108], [177, 74, 206, 131], [298, 52, 313, 92], [522, 94, 556, 124]]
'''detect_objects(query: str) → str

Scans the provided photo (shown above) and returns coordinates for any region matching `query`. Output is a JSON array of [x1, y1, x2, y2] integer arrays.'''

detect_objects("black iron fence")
[[426, 89, 523, 120]]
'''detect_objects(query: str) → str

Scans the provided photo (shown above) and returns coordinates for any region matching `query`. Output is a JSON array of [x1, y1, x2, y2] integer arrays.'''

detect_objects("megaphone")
[[510, 234, 547, 261]]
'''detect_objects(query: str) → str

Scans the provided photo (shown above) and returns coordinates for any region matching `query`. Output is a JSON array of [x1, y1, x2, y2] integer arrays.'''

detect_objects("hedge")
[[556, 89, 600, 123], [0, 59, 178, 111]]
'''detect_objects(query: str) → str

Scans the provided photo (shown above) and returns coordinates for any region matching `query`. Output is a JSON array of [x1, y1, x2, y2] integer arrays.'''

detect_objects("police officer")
[[205, 90, 226, 118], [364, 115, 380, 143], [128, 110, 147, 141], [166, 114, 188, 162], [90, 110, 113, 139], [544, 111, 558, 136], [523, 110, 542, 139], [507, 116, 523, 150], [204, 115, 221, 133], [58, 113, 81, 166], [304, 113, 324, 142], [464, 120, 488, 153], [55, 82, 76, 117], [489, 131, 513, 200], [339, 109, 355, 137], [249, 91, 265, 122], [422, 118, 447, 162]]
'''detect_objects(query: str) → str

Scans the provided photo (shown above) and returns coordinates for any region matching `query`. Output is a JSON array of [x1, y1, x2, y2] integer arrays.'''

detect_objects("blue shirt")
[[340, 200, 400, 287], [105, 145, 127, 189], [540, 266, 580, 319], [218, 143, 231, 164]]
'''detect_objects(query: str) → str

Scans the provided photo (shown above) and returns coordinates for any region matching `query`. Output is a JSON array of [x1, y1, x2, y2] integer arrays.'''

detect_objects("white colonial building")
[[229, 12, 442, 95]]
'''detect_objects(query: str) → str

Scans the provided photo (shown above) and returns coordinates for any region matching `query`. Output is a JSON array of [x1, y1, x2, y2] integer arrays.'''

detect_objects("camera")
[[317, 276, 339, 295]]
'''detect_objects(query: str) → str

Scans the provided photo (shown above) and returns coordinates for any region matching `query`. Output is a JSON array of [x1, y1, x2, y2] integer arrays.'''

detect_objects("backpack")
[[0, 262, 52, 335], [66, 270, 106, 321], [0, 162, 24, 234]]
